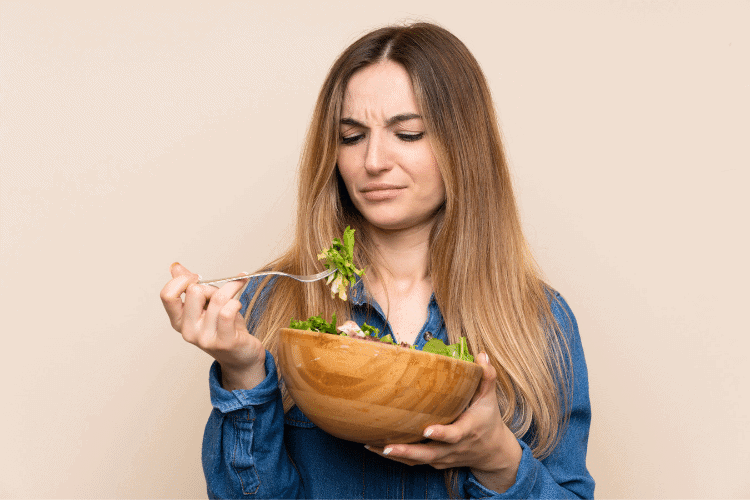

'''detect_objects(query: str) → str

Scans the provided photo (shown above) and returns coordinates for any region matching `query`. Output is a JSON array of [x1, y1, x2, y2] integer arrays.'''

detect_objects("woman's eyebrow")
[[339, 117, 364, 127], [339, 113, 423, 128], [386, 113, 422, 126]]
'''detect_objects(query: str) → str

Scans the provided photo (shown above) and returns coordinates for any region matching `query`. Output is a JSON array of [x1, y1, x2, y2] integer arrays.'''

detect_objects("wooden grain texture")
[[278, 328, 483, 446]]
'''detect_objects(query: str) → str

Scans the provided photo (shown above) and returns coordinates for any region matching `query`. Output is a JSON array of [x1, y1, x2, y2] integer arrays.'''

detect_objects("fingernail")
[[170, 262, 181, 270], [423, 428, 433, 438], [382, 447, 392, 456], [363, 444, 371, 450], [482, 353, 490, 364], [197, 274, 203, 281]]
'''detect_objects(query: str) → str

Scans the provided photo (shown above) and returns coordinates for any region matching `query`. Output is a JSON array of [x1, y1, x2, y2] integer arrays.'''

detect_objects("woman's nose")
[[364, 133, 391, 174]]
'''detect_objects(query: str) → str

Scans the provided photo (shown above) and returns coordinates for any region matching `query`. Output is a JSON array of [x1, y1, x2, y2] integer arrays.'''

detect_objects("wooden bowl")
[[277, 328, 483, 446]]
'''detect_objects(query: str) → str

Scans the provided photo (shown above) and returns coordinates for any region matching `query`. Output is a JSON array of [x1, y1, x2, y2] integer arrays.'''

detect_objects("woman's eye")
[[341, 133, 364, 145], [397, 132, 424, 142]]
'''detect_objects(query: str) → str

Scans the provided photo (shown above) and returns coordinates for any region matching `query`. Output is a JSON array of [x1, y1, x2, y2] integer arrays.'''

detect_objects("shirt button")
[[424, 331, 433, 340]]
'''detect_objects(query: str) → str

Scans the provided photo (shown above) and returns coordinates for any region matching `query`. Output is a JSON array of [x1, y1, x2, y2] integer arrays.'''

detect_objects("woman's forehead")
[[341, 62, 419, 121]]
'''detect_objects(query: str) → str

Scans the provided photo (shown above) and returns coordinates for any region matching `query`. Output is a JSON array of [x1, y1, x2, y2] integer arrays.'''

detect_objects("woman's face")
[[337, 61, 446, 233]]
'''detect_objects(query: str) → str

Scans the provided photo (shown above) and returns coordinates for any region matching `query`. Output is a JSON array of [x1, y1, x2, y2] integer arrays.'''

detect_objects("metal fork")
[[197, 268, 336, 287]]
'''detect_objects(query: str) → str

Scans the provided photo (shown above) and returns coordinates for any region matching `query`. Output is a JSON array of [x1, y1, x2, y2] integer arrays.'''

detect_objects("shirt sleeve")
[[202, 352, 304, 499], [462, 292, 595, 499], [202, 351, 302, 498], [202, 277, 304, 498]]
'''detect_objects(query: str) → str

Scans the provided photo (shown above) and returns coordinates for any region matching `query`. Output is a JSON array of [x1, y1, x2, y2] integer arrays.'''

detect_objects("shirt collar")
[[348, 274, 369, 306], [348, 275, 440, 310]]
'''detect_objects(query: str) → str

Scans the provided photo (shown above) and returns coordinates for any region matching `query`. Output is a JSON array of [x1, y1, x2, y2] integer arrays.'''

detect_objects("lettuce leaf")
[[422, 337, 475, 362], [289, 314, 337, 334], [290, 315, 474, 362], [317, 226, 365, 301], [360, 323, 380, 337]]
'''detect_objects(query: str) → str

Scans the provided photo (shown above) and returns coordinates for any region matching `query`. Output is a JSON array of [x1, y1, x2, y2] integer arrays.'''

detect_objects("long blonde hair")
[[244, 22, 571, 462]]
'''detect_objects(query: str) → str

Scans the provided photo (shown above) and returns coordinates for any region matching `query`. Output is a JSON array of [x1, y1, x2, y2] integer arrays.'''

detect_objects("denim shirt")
[[202, 278, 595, 499]]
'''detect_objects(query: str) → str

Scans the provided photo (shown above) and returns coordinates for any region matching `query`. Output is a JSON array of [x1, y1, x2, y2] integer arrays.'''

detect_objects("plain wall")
[[1, 1, 748, 497]]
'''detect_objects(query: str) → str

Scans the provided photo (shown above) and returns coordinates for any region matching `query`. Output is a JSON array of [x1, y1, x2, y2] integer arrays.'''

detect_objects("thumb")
[[170, 261, 199, 280], [470, 352, 497, 406]]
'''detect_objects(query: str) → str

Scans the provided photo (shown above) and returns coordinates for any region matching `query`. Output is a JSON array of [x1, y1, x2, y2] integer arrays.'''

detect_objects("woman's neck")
[[365, 222, 432, 286], [362, 221, 435, 345]]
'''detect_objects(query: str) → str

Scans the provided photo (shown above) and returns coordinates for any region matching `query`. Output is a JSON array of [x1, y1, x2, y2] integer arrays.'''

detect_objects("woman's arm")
[[366, 292, 594, 499], [161, 264, 304, 498], [160, 262, 267, 390], [202, 354, 304, 499], [364, 352, 525, 494], [463, 293, 594, 498]]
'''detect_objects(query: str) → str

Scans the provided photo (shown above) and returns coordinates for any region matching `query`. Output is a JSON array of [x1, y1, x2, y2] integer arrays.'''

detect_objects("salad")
[[318, 226, 365, 301], [292, 227, 475, 362], [289, 314, 475, 362]]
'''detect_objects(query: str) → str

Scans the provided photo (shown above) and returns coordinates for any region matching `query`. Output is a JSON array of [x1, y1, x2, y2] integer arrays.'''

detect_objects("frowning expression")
[[337, 61, 446, 232]]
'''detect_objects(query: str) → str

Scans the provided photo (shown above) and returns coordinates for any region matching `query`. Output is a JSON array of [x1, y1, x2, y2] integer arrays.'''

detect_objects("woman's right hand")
[[160, 262, 267, 391]]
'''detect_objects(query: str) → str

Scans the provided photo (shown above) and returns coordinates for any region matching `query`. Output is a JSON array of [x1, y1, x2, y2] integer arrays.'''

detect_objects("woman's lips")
[[360, 184, 405, 201]]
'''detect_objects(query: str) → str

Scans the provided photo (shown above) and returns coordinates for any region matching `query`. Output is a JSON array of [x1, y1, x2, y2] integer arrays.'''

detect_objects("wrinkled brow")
[[340, 113, 422, 128]]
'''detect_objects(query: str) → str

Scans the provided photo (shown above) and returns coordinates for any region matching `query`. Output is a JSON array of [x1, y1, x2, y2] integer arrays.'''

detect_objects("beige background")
[[1, 1, 748, 498]]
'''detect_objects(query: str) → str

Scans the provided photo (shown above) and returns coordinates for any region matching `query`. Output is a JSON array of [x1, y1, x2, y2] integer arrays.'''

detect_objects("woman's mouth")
[[360, 184, 405, 201]]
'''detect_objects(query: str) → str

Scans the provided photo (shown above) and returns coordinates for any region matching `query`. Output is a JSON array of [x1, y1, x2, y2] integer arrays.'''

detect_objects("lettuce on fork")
[[318, 226, 365, 301], [290, 227, 475, 363]]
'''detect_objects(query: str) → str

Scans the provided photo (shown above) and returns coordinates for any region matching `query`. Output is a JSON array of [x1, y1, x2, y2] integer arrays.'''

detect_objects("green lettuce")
[[290, 314, 474, 362], [318, 226, 365, 301], [422, 337, 475, 362], [289, 314, 338, 335], [289, 315, 379, 338], [295, 228, 473, 362]]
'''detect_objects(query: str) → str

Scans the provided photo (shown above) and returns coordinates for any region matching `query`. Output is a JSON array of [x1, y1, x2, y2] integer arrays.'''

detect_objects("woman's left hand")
[[365, 352, 523, 493]]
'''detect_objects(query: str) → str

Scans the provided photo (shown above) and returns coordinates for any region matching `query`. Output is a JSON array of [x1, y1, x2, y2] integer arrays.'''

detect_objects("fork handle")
[[197, 269, 334, 287], [197, 273, 256, 286]]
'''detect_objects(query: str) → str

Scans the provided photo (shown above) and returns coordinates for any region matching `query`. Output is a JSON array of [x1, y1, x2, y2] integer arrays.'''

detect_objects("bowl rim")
[[279, 327, 482, 372]]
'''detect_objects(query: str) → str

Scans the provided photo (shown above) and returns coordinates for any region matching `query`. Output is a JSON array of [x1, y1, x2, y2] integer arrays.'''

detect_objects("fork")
[[197, 268, 336, 287]]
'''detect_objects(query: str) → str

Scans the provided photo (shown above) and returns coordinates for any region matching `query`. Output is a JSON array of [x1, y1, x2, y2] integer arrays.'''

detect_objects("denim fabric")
[[202, 278, 594, 498]]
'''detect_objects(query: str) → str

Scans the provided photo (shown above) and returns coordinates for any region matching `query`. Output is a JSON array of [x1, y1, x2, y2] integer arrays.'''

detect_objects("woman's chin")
[[361, 214, 437, 234]]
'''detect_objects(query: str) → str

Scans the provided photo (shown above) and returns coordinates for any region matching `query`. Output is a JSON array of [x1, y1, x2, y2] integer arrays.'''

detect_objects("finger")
[[170, 261, 199, 279], [422, 424, 454, 444], [203, 278, 249, 330], [376, 442, 459, 469], [182, 283, 217, 338], [363, 445, 425, 467], [160, 273, 200, 330], [216, 298, 244, 342], [422, 354, 496, 444], [235, 303, 248, 331], [422, 411, 474, 445]]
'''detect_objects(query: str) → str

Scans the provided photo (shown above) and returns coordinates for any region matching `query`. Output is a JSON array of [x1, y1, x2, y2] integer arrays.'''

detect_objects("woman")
[[161, 22, 594, 498]]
